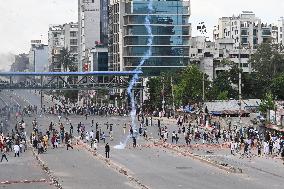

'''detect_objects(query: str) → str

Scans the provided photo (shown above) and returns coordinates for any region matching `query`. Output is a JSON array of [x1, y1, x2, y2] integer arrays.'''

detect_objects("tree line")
[[146, 42, 284, 110]]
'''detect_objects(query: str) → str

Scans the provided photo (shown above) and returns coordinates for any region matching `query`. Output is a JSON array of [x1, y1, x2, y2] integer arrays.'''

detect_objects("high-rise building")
[[28, 40, 48, 72], [48, 23, 78, 72], [108, 0, 191, 75], [10, 54, 29, 72], [63, 23, 79, 56], [48, 24, 64, 71], [278, 17, 284, 45], [213, 11, 276, 49], [10, 54, 29, 82], [78, 0, 108, 71]]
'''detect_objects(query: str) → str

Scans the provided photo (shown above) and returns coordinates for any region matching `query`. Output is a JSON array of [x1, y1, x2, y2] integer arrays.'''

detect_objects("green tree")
[[58, 48, 77, 72], [245, 42, 284, 98], [210, 64, 239, 100], [63, 90, 78, 103], [242, 73, 267, 99], [249, 42, 284, 79], [259, 92, 276, 122], [146, 77, 163, 109], [271, 73, 284, 100], [217, 90, 229, 100], [173, 65, 210, 105], [146, 73, 173, 110]]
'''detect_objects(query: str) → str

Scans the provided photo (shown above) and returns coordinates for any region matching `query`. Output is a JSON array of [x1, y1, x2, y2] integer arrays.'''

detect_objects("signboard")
[[31, 40, 42, 44]]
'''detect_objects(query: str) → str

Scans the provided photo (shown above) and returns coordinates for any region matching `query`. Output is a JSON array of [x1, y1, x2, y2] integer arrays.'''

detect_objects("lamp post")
[[162, 77, 165, 115], [32, 50, 36, 72], [171, 76, 175, 117], [238, 43, 242, 124]]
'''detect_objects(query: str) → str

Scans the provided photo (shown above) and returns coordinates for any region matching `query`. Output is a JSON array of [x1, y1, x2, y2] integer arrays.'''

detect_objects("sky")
[[0, 0, 284, 70]]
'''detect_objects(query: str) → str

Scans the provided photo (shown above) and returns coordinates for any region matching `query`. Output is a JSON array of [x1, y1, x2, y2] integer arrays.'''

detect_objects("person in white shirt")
[[93, 139, 98, 150], [85, 132, 90, 142], [13, 144, 20, 157], [90, 130, 94, 140]]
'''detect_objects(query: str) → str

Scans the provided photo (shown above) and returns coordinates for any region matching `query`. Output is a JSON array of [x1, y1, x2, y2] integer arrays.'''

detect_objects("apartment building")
[[48, 23, 78, 72], [78, 0, 108, 71]]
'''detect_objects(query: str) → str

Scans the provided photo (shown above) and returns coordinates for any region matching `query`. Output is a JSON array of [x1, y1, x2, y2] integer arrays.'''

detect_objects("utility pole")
[[238, 44, 242, 124], [171, 76, 175, 115], [202, 72, 205, 102], [162, 77, 165, 114], [40, 76, 43, 109], [33, 50, 35, 72]]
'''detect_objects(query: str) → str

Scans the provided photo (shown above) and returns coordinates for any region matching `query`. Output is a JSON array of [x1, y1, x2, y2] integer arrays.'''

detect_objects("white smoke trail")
[[114, 0, 153, 150]]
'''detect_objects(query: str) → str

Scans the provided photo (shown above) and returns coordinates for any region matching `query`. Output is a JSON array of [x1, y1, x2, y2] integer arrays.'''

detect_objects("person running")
[[1, 147, 8, 162], [67, 139, 73, 150], [133, 137, 137, 148], [105, 143, 110, 158]]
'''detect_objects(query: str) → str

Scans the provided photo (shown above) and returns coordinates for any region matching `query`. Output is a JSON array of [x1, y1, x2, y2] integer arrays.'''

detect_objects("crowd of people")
[[30, 118, 74, 153], [154, 112, 284, 161], [0, 120, 27, 162], [2, 96, 284, 165], [44, 104, 129, 118]]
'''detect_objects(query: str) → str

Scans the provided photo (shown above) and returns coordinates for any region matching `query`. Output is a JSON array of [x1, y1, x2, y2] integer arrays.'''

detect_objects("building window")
[[70, 39, 77, 46], [241, 38, 248, 44], [92, 0, 94, 3], [241, 30, 248, 36], [70, 31, 77, 37]]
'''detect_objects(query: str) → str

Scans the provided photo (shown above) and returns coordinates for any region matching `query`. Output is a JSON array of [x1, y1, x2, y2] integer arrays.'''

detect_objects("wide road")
[[1, 89, 284, 189], [3, 90, 139, 189], [0, 90, 54, 189]]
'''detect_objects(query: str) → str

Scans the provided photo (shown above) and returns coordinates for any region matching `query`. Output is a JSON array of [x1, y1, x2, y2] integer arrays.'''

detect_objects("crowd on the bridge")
[[0, 120, 27, 162]]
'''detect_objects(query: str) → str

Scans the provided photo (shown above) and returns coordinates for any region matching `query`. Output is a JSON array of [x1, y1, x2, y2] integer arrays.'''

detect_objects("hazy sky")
[[0, 0, 284, 68]]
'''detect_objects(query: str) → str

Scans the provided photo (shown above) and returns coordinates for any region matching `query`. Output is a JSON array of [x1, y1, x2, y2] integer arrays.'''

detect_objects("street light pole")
[[33, 50, 36, 72], [171, 76, 175, 114], [202, 72, 205, 102], [162, 80, 165, 114], [238, 44, 242, 123]]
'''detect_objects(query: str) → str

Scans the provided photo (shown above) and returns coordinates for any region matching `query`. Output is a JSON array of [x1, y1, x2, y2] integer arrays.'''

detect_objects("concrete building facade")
[[10, 54, 29, 72], [28, 40, 48, 72], [189, 36, 255, 81], [48, 23, 78, 72], [78, 0, 108, 72], [10, 54, 29, 82], [213, 11, 275, 49], [278, 18, 284, 45], [48, 25, 64, 71]]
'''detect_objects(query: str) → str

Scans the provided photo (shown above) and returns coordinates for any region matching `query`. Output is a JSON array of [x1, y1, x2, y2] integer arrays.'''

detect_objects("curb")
[[152, 140, 243, 174], [0, 179, 47, 185], [28, 144, 64, 189], [75, 138, 151, 189]]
